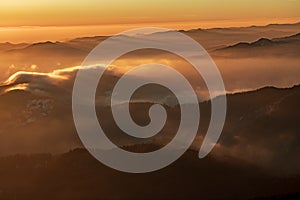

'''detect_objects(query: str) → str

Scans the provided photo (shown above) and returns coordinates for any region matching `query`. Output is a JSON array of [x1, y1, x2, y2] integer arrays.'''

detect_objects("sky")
[[0, 0, 299, 42]]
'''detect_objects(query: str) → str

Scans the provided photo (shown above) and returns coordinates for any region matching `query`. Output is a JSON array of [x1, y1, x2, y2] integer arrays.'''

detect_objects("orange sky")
[[0, 0, 299, 42]]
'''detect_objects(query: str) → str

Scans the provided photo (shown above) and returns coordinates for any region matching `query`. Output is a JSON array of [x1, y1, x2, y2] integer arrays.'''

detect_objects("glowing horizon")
[[1, 0, 300, 27], [1, 0, 300, 43], [1, 18, 300, 43]]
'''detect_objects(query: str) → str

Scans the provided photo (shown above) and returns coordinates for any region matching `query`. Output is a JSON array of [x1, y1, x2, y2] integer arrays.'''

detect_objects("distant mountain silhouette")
[[213, 32, 300, 57], [7, 41, 88, 56], [1, 22, 300, 53], [0, 22, 299, 75], [0, 42, 28, 52], [222, 32, 300, 48]]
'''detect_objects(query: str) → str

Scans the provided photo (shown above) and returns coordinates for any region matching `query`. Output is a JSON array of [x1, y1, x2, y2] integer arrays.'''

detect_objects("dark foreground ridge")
[[0, 145, 299, 200]]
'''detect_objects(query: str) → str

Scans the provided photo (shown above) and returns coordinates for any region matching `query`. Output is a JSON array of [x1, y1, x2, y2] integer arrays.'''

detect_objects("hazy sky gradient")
[[1, 0, 299, 26], [0, 0, 299, 42]]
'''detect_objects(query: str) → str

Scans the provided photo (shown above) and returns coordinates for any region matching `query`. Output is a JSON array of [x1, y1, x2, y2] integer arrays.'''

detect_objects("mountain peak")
[[252, 38, 273, 46], [31, 41, 55, 46]]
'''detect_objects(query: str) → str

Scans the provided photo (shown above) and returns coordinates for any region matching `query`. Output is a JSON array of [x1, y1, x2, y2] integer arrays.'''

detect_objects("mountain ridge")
[[213, 32, 300, 57]]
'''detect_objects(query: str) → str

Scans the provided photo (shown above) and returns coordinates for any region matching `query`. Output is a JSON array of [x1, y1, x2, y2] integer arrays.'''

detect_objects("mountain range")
[[0, 70, 300, 175], [0, 22, 299, 199], [213, 32, 300, 57], [0, 22, 299, 78]]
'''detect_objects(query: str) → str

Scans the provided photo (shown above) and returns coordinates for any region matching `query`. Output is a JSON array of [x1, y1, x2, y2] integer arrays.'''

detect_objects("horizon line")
[[1, 19, 300, 44]]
